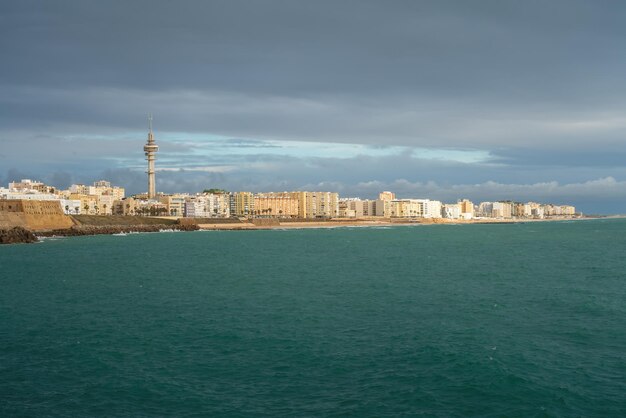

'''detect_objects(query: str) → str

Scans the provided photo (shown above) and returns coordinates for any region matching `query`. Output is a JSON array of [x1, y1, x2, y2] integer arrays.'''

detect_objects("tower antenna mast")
[[144, 114, 159, 199]]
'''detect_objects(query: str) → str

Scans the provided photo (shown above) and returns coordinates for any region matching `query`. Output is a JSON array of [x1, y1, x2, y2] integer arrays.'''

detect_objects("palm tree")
[[103, 203, 107, 215], [64, 205, 69, 214], [83, 203, 89, 215]]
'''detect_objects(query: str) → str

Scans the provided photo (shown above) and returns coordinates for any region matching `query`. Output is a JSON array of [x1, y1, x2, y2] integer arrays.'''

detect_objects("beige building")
[[492, 201, 513, 219], [70, 193, 100, 215], [69, 181, 125, 201], [379, 191, 395, 201], [61, 180, 125, 215], [94, 180, 125, 201], [511, 202, 526, 218], [378, 191, 395, 217], [295, 191, 339, 218], [254, 192, 299, 217], [390, 199, 424, 217], [542, 204, 576, 217], [560, 205, 576, 216], [339, 199, 386, 218], [339, 199, 364, 218], [135, 200, 168, 216], [9, 179, 57, 194], [364, 200, 385, 216], [113, 197, 141, 215], [158, 194, 187, 217], [390, 199, 442, 218], [232, 192, 255, 217], [98, 195, 115, 215], [458, 199, 474, 219]]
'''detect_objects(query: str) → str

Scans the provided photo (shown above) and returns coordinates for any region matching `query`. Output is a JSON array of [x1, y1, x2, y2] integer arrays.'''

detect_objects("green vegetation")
[[203, 188, 228, 194]]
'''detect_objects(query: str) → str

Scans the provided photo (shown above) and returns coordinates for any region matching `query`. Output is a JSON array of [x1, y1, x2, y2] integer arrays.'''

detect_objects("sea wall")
[[0, 200, 74, 231], [71, 215, 178, 226]]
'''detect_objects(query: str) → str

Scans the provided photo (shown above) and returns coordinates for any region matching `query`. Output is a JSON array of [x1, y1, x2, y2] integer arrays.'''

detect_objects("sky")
[[1, 0, 626, 213]]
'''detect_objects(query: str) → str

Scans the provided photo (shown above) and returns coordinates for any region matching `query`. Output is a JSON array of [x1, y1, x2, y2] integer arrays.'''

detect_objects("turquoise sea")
[[1, 219, 626, 417]]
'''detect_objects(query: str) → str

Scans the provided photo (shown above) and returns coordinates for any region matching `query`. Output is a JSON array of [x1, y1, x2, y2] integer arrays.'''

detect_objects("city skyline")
[[0, 177, 577, 221], [2, 1, 626, 213]]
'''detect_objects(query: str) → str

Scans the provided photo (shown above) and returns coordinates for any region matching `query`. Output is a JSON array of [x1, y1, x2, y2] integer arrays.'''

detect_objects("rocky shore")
[[37, 223, 199, 238], [0, 227, 39, 244]]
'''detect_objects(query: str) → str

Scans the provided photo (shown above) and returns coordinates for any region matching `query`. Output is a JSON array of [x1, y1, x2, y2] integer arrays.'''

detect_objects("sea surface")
[[1, 219, 626, 417]]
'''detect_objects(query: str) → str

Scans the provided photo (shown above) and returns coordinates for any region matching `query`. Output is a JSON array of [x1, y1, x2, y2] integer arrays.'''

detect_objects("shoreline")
[[1, 216, 621, 244], [194, 216, 599, 231]]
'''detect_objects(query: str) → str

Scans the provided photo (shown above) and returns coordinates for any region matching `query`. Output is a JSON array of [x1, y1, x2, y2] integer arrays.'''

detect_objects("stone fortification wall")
[[0, 200, 74, 231]]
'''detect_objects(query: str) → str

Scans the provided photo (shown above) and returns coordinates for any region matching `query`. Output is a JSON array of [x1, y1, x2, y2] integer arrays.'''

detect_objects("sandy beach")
[[194, 216, 587, 231]]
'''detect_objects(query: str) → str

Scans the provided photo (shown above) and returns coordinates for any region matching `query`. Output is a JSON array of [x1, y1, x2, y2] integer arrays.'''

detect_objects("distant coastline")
[[2, 214, 618, 245]]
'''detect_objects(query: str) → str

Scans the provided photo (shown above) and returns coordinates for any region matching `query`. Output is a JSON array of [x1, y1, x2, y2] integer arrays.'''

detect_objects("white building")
[[477, 202, 494, 218], [0, 189, 60, 201], [442, 203, 461, 219], [184, 193, 231, 218], [423, 200, 442, 218], [60, 199, 82, 215], [185, 197, 209, 218]]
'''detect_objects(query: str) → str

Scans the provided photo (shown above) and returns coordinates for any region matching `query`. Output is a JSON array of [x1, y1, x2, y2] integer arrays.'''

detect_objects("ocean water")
[[1, 219, 626, 417]]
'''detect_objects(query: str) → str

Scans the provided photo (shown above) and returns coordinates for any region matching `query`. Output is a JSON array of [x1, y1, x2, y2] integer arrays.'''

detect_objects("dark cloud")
[[2, 1, 626, 212], [4, 0, 626, 98]]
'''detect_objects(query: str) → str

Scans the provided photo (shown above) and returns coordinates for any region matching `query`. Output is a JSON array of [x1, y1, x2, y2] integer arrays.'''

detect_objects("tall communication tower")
[[144, 114, 159, 199]]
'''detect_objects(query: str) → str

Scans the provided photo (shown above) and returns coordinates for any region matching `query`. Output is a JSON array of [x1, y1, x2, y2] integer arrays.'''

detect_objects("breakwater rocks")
[[0, 227, 39, 244], [37, 223, 200, 238]]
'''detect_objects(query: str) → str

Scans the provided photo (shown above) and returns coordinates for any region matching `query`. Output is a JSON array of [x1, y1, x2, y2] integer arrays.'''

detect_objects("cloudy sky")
[[2, 0, 626, 213]]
